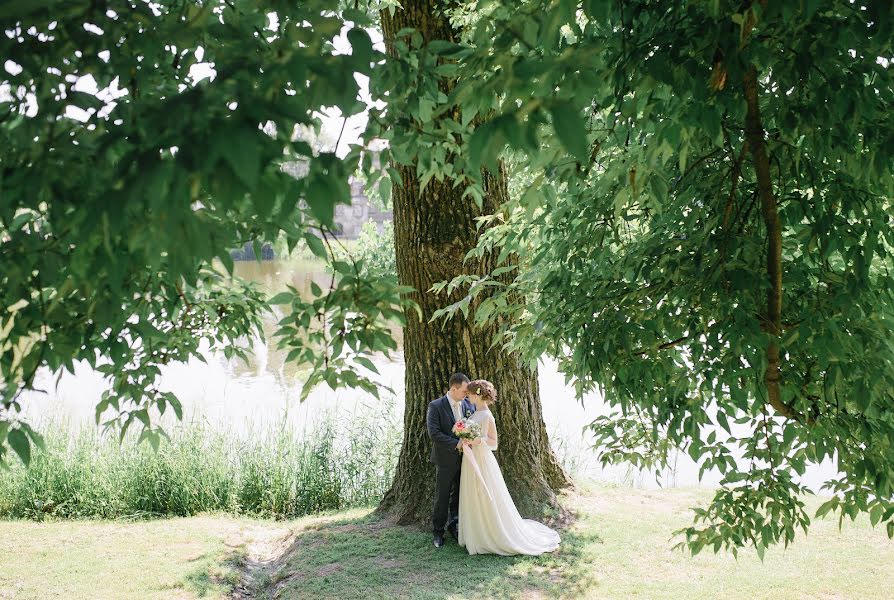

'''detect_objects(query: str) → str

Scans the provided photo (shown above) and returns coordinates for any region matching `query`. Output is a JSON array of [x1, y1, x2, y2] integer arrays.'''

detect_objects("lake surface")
[[20, 259, 838, 492]]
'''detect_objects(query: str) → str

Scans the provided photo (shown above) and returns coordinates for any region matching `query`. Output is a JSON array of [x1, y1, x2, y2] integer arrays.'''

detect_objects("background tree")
[[370, 1, 571, 524], [424, 0, 894, 555]]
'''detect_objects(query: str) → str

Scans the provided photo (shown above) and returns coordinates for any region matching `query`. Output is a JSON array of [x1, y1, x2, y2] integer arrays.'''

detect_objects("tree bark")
[[376, 1, 571, 525], [743, 64, 792, 420]]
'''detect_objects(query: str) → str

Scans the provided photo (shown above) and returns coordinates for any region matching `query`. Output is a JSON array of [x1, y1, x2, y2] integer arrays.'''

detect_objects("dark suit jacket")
[[427, 395, 476, 466]]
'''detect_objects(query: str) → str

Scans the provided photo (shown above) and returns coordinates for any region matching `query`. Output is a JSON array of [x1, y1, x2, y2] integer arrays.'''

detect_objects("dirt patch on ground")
[[315, 563, 343, 577], [232, 517, 397, 598], [372, 557, 407, 569], [230, 525, 295, 600], [519, 587, 551, 600], [293, 514, 394, 535], [0, 584, 24, 600], [269, 572, 305, 599], [318, 518, 396, 535], [529, 565, 565, 584]]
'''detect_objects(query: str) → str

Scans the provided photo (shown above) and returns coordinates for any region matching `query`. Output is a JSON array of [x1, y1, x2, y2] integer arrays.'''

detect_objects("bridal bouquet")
[[453, 418, 482, 441]]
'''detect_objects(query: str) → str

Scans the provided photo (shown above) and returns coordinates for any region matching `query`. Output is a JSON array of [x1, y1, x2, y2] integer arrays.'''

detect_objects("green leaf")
[[427, 40, 469, 57], [549, 102, 589, 161], [268, 292, 294, 305], [219, 250, 235, 275], [354, 356, 380, 374], [467, 121, 497, 170], [678, 143, 689, 174], [418, 97, 434, 122], [134, 409, 151, 428], [583, 0, 611, 20], [166, 393, 183, 421], [815, 498, 839, 519], [347, 27, 374, 66], [8, 210, 36, 231], [138, 429, 160, 452], [378, 176, 392, 205], [304, 232, 328, 259], [782, 424, 798, 447], [716, 411, 731, 435], [7, 429, 30, 465], [222, 126, 262, 189], [305, 174, 344, 227]]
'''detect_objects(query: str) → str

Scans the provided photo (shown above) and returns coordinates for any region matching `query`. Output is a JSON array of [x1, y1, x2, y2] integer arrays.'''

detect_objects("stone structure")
[[333, 178, 392, 238], [231, 164, 393, 261], [281, 155, 392, 238], [230, 241, 275, 261]]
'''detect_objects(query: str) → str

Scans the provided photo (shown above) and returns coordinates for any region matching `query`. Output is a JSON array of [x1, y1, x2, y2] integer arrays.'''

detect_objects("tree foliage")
[[422, 1, 894, 553], [0, 1, 410, 462]]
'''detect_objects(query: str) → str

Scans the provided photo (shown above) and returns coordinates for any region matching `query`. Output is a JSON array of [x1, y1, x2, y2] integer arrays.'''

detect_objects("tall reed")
[[0, 408, 401, 520]]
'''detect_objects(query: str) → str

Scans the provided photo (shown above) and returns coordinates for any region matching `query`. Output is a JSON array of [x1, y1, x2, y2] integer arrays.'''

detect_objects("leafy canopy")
[[408, 0, 894, 554], [0, 0, 410, 462]]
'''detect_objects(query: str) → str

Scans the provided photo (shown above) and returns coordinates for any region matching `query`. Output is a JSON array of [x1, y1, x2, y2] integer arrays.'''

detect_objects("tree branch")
[[633, 335, 690, 356], [743, 63, 792, 421]]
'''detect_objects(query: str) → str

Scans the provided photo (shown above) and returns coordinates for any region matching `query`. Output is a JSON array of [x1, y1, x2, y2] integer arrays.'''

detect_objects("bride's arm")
[[484, 415, 498, 450]]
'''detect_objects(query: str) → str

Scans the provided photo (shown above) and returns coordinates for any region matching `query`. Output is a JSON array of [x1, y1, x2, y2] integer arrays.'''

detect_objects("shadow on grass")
[[246, 510, 603, 600], [181, 549, 245, 598]]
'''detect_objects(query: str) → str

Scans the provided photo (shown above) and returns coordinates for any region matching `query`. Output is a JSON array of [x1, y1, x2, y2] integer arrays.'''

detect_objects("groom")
[[427, 372, 476, 548]]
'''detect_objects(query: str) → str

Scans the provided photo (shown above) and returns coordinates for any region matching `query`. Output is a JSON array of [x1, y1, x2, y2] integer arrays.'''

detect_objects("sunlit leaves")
[[270, 232, 416, 401], [410, 0, 894, 555], [0, 1, 385, 464]]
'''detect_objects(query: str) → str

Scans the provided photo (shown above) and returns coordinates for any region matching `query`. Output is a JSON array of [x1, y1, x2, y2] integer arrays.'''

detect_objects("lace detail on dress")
[[469, 410, 498, 450]]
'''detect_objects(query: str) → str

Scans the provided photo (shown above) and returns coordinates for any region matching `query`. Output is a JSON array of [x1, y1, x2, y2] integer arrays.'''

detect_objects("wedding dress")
[[458, 408, 561, 555]]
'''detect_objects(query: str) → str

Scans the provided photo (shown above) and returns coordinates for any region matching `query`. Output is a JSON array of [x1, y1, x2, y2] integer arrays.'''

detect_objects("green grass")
[[3, 484, 892, 599], [0, 515, 247, 599], [0, 410, 400, 520], [259, 484, 894, 600]]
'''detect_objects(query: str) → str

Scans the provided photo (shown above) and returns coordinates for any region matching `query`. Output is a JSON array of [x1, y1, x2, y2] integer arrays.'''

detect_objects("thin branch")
[[633, 335, 690, 356]]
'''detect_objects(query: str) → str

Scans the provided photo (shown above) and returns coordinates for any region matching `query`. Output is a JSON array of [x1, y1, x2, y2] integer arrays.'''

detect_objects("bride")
[[458, 379, 561, 556]]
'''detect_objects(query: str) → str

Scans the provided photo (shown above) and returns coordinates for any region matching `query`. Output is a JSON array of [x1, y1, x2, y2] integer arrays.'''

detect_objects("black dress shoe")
[[433, 534, 445, 548], [447, 526, 458, 541]]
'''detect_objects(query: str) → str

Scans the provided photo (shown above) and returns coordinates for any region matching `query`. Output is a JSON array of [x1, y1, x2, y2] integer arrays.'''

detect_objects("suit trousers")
[[432, 460, 461, 535]]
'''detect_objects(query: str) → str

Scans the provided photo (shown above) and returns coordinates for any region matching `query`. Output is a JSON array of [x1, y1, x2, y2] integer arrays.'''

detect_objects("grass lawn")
[[2, 484, 892, 599], [0, 515, 260, 599]]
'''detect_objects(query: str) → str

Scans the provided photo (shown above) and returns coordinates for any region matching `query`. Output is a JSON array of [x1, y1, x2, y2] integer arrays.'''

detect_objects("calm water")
[[21, 259, 837, 491]]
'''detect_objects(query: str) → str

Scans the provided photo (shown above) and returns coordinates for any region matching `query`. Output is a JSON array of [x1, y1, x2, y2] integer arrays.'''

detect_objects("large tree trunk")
[[376, 1, 572, 526]]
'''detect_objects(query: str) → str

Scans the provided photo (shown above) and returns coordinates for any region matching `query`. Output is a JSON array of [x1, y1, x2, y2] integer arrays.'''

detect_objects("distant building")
[[281, 153, 392, 239], [334, 177, 392, 238], [232, 155, 393, 260]]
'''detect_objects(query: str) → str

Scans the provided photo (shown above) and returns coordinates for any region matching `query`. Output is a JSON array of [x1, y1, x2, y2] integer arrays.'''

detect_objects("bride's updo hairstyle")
[[468, 379, 497, 404]]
